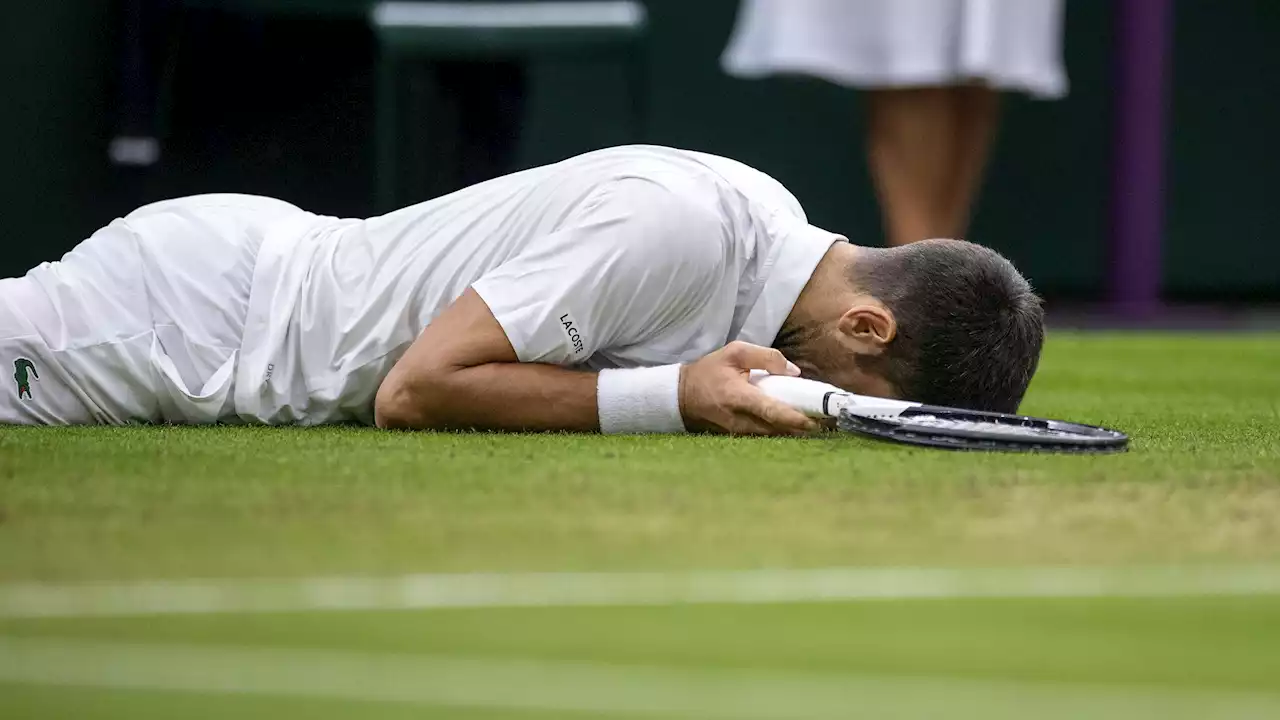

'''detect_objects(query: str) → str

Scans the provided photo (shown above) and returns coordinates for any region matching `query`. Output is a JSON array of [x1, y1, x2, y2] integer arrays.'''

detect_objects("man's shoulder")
[[548, 145, 807, 227], [582, 145, 767, 177], [681, 151, 807, 221]]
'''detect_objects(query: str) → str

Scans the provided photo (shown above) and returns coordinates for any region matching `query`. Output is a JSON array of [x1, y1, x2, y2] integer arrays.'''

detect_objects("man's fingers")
[[723, 342, 801, 376], [769, 404, 822, 435], [738, 390, 821, 435], [725, 414, 778, 436]]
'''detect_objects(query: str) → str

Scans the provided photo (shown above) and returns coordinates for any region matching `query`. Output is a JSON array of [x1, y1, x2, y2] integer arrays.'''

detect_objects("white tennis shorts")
[[0, 194, 305, 425]]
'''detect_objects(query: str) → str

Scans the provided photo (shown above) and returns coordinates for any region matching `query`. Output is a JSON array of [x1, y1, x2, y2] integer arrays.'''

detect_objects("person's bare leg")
[[865, 87, 959, 246], [947, 84, 1001, 240]]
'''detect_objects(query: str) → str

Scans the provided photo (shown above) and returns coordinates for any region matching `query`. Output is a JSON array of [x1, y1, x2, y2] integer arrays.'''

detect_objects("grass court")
[[1, 332, 1278, 718]]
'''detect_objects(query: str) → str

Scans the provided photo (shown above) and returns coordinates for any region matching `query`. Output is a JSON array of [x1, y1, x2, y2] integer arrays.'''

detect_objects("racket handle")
[[748, 371, 844, 418]]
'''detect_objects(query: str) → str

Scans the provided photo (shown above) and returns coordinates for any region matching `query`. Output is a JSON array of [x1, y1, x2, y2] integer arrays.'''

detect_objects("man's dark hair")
[[852, 239, 1045, 413]]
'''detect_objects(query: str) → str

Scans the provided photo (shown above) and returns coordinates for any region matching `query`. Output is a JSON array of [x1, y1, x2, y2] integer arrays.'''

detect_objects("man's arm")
[[375, 289, 598, 431], [374, 289, 817, 435]]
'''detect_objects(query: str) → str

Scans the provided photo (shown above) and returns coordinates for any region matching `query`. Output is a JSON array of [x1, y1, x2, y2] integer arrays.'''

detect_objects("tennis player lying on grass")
[[0, 145, 1043, 433]]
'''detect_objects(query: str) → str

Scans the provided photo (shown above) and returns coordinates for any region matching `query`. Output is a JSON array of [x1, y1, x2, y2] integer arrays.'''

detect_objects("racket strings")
[[878, 415, 1078, 439]]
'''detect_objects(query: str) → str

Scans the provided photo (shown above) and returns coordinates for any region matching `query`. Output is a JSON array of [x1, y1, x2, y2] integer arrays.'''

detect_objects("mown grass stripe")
[[4, 564, 1280, 619], [3, 636, 1279, 720]]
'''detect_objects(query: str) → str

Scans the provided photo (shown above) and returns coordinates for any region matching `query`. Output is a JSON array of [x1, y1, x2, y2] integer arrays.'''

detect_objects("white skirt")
[[722, 0, 1068, 99]]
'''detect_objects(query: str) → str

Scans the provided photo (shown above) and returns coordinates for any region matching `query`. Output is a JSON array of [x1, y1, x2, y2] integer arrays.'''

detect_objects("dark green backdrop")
[[3, 0, 1278, 298]]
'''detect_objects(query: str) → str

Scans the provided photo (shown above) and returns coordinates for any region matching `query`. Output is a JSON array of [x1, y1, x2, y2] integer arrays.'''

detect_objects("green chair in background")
[[370, 0, 649, 210]]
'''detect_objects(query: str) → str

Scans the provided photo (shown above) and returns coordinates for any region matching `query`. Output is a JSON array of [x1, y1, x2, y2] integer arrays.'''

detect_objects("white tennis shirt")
[[235, 145, 842, 425]]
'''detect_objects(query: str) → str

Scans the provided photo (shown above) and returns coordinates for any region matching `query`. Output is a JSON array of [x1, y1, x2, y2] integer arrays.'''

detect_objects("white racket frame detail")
[[749, 371, 919, 420]]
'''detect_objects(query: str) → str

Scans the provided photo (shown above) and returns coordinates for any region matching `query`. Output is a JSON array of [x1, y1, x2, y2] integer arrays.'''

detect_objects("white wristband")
[[597, 365, 686, 434]]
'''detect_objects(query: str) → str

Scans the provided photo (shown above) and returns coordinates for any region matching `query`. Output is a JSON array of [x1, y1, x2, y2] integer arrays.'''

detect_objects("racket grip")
[[748, 371, 843, 418]]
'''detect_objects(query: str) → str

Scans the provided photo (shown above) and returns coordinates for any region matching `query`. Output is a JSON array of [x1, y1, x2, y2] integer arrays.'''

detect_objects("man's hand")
[[679, 341, 821, 436]]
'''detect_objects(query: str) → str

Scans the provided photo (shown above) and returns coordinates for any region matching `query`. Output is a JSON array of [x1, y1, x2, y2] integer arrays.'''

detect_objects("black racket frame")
[[836, 405, 1129, 454]]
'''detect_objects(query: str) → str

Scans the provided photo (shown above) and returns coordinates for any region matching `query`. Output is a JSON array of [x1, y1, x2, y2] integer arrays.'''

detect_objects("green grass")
[[0, 332, 1278, 718]]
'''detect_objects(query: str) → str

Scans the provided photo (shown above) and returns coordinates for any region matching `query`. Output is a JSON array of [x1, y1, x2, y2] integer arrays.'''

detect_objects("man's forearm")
[[372, 285, 814, 435], [375, 362, 601, 432]]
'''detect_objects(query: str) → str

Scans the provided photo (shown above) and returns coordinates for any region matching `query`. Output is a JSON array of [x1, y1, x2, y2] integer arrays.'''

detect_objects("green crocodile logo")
[[14, 358, 37, 400]]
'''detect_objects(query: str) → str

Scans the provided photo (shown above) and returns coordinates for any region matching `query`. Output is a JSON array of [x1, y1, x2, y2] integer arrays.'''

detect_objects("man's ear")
[[838, 302, 896, 349]]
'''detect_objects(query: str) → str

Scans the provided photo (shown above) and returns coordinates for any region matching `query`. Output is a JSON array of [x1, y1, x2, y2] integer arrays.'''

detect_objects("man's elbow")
[[374, 374, 446, 430]]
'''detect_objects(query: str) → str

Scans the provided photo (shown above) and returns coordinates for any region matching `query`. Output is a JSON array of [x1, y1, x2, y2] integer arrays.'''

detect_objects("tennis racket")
[[751, 373, 1128, 453]]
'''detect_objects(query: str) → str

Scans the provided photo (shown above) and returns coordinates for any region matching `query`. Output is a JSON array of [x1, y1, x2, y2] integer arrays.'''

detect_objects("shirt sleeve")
[[471, 178, 728, 366]]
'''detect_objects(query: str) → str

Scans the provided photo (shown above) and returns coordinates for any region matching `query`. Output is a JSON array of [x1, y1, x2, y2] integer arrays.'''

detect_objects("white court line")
[[3, 565, 1280, 619], [3, 636, 1279, 720]]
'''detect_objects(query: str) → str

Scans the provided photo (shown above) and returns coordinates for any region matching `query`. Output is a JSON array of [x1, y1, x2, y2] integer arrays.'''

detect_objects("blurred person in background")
[[723, 0, 1067, 246]]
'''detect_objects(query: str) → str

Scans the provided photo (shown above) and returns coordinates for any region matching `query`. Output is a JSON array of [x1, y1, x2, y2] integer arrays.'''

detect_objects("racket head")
[[836, 405, 1129, 454]]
